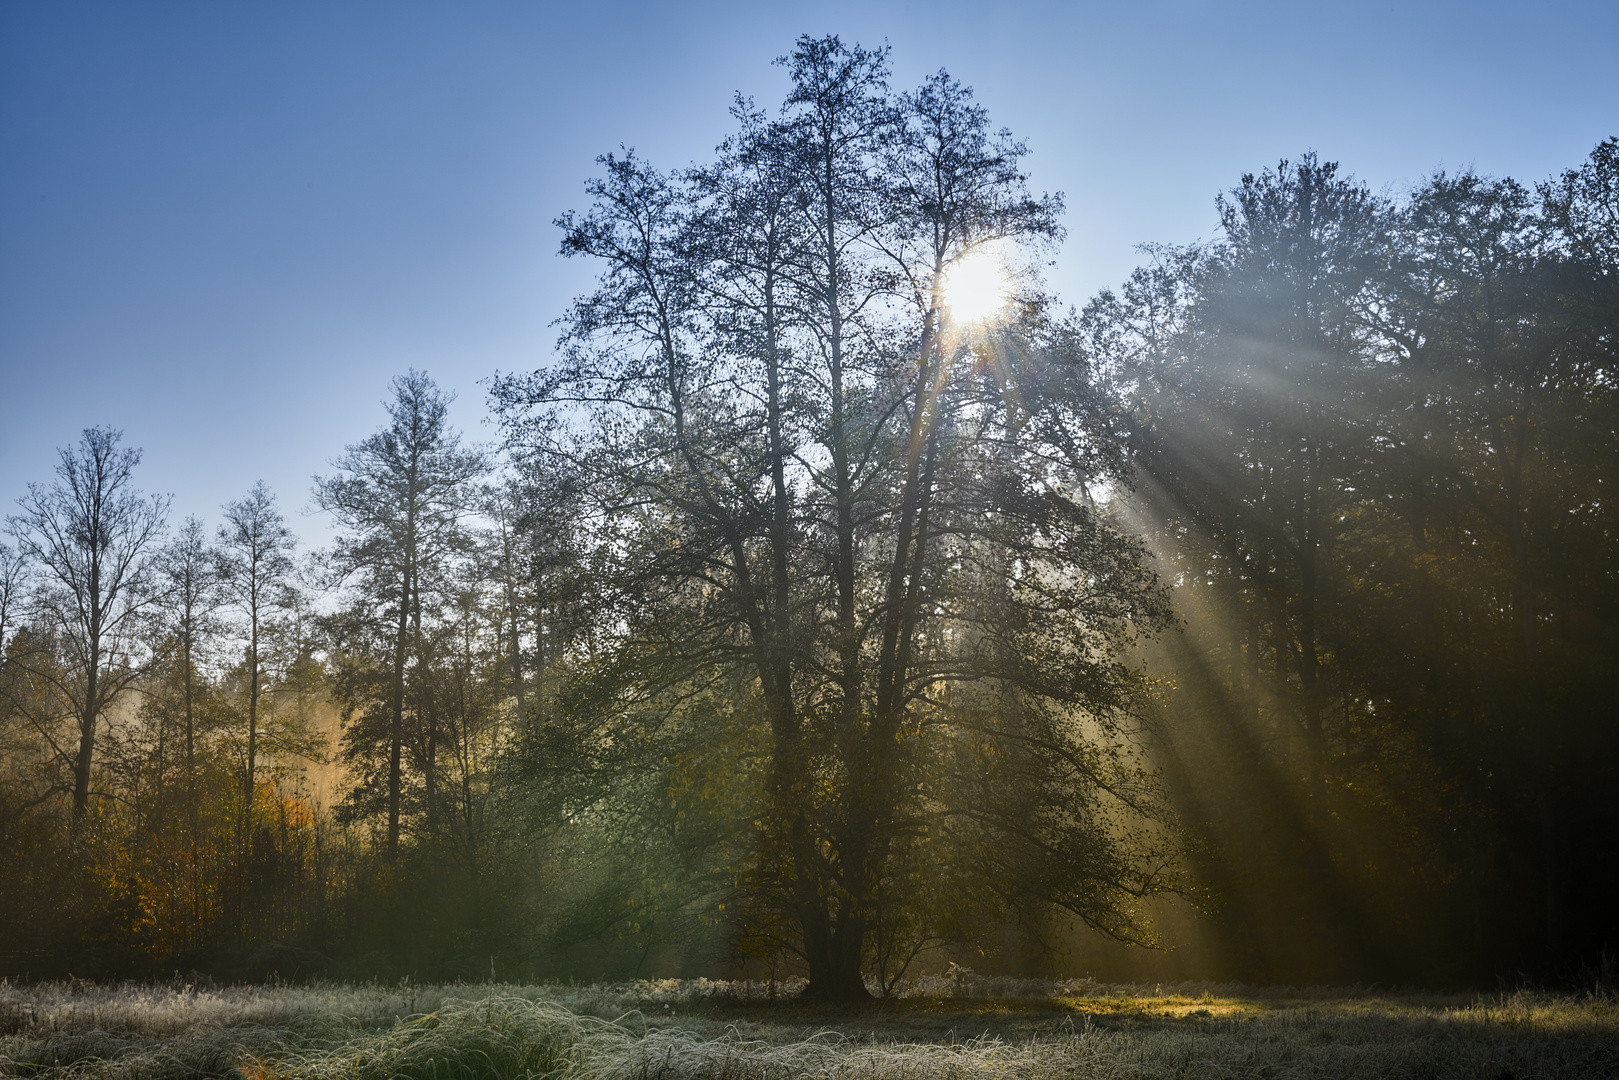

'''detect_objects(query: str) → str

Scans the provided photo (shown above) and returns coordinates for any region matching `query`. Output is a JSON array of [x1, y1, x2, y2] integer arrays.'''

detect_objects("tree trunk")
[[72, 593, 102, 822], [389, 594, 407, 861], [803, 907, 871, 1000], [246, 630, 258, 835], [508, 593, 525, 716], [73, 693, 96, 821]]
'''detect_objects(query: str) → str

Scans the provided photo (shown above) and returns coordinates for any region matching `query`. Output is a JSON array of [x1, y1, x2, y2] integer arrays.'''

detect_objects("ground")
[[2, 976, 1615, 1079]]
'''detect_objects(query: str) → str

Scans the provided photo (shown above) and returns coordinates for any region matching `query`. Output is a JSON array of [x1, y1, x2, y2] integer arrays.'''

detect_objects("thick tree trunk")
[[72, 695, 96, 820], [802, 906, 871, 1000]]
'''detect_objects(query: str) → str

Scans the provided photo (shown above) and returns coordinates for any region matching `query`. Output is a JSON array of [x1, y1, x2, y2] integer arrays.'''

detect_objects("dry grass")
[[2, 977, 1615, 1080]]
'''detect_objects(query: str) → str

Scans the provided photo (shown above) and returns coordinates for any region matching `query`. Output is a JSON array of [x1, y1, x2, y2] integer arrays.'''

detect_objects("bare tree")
[[4, 427, 170, 820]]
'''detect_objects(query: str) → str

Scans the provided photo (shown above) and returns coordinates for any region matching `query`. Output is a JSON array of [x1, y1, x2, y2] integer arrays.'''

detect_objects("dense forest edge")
[[2, 37, 1616, 996]]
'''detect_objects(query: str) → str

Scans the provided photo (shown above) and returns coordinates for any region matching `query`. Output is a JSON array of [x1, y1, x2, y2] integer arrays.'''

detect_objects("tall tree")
[[133, 517, 225, 951], [5, 428, 169, 820], [315, 370, 487, 860], [1140, 155, 1385, 780], [218, 483, 296, 835], [153, 517, 222, 791], [493, 37, 1179, 999], [484, 483, 530, 719]]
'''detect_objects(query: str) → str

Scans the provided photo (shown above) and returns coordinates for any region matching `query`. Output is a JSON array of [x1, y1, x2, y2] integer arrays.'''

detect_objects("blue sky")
[[3, 0, 1615, 545]]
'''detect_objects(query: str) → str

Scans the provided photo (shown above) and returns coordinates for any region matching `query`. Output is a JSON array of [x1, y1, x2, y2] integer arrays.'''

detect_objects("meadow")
[[2, 976, 1615, 1080]]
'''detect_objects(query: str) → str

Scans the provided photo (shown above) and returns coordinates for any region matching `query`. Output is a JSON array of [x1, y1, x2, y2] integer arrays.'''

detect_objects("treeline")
[[1097, 142, 1619, 984], [0, 393, 486, 978], [0, 37, 1614, 990]]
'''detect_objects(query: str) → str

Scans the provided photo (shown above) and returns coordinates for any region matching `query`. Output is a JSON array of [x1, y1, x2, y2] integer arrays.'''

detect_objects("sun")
[[941, 252, 1009, 324]]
